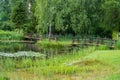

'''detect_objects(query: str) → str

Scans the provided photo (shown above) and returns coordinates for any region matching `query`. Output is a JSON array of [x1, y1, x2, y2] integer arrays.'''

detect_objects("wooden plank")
[[24, 36, 41, 40]]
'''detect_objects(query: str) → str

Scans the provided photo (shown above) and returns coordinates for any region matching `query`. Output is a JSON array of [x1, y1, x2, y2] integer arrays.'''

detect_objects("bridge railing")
[[72, 38, 117, 49]]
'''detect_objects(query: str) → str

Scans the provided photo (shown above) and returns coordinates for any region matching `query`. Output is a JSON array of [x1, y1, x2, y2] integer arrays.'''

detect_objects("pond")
[[0, 42, 45, 58], [0, 41, 78, 58], [0, 42, 41, 53]]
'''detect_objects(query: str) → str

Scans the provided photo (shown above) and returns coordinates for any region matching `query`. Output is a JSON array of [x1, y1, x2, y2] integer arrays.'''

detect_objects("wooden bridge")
[[24, 36, 41, 41], [71, 38, 117, 49]]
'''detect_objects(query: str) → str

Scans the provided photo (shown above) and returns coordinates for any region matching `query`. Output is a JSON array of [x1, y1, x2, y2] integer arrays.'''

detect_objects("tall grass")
[[1, 45, 120, 79], [0, 47, 95, 74], [37, 40, 71, 50], [36, 47, 95, 75]]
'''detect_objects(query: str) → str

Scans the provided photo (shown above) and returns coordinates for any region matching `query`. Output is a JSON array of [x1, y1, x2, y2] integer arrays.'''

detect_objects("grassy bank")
[[37, 39, 71, 51], [0, 47, 95, 80], [1, 47, 120, 80]]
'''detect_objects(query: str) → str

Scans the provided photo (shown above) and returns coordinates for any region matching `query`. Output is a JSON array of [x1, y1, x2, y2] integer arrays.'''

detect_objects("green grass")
[[37, 39, 71, 49], [80, 50, 120, 80], [1, 49, 120, 80], [102, 73, 120, 80], [28, 50, 120, 80], [26, 50, 120, 80], [84, 50, 120, 67], [0, 47, 95, 79]]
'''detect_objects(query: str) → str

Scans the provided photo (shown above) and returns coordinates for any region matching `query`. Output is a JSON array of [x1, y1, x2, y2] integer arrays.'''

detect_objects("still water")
[[0, 42, 41, 53], [0, 42, 45, 57], [0, 42, 76, 58]]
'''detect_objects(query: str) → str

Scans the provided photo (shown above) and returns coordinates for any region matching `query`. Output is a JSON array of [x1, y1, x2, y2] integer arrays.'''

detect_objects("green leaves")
[[102, 0, 120, 30], [11, 2, 27, 25], [35, 0, 104, 35], [0, 0, 120, 38]]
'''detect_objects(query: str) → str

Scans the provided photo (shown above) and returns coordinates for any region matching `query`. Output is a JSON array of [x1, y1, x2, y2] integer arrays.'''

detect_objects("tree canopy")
[[35, 0, 120, 38], [0, 0, 120, 38]]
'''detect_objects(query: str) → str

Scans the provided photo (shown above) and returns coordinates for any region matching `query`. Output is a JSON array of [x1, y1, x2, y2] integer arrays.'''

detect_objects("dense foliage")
[[0, 0, 120, 38], [0, 30, 23, 40], [35, 0, 120, 38]]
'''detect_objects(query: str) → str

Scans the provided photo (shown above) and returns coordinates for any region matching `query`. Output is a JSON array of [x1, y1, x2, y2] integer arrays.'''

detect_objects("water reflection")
[[0, 42, 41, 53], [0, 42, 77, 58]]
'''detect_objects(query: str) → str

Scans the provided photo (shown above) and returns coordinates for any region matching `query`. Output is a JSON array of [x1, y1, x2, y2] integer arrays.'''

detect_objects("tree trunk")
[[48, 22, 52, 41]]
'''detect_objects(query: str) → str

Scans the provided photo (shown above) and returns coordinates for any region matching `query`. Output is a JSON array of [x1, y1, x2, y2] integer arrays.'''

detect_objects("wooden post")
[[109, 41, 114, 50], [48, 23, 52, 42], [96, 39, 100, 47], [89, 38, 93, 46]]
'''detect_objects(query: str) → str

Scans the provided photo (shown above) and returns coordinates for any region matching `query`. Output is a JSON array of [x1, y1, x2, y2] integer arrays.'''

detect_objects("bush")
[[0, 21, 14, 31], [115, 40, 120, 49], [0, 30, 23, 40]]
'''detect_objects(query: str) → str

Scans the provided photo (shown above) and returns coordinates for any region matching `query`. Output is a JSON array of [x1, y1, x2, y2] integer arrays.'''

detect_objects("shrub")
[[0, 30, 23, 40], [115, 40, 120, 49], [0, 21, 13, 31]]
